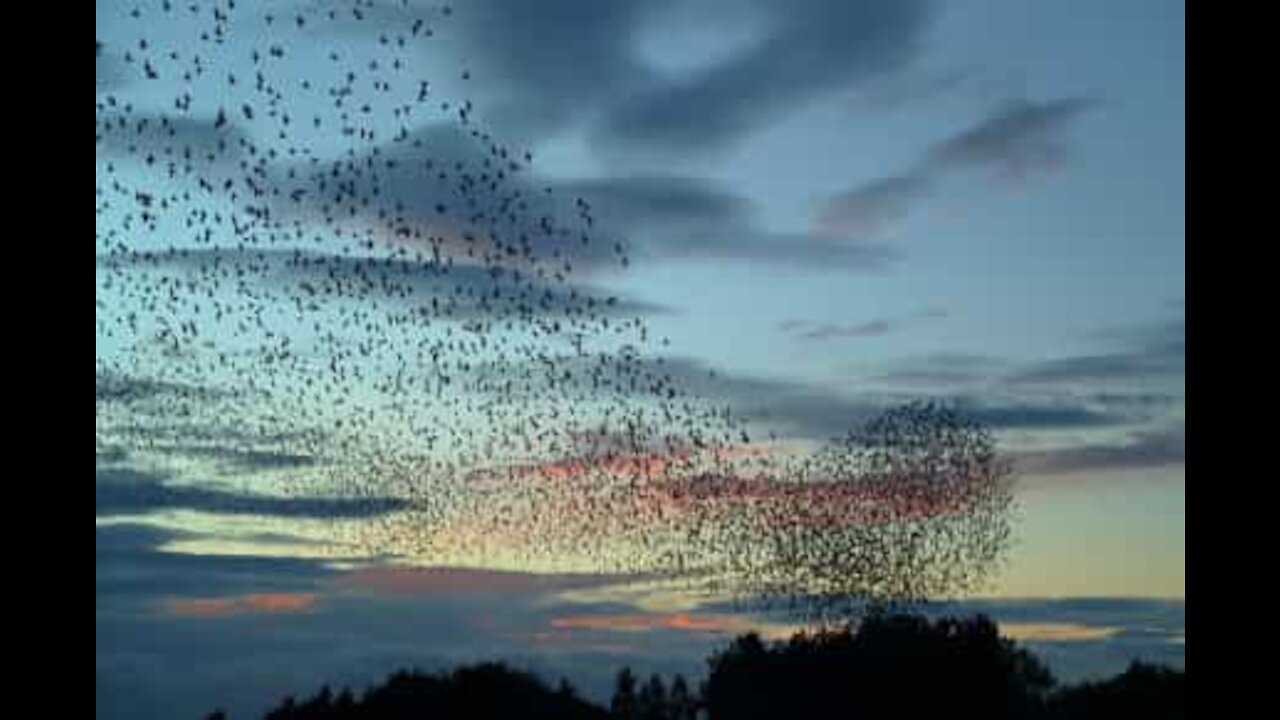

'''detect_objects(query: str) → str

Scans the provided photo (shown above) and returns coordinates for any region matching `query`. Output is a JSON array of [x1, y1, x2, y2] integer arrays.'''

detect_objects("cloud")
[[813, 172, 933, 239], [164, 592, 320, 618], [847, 66, 995, 115], [593, 0, 933, 159], [138, 445, 318, 471], [814, 96, 1098, 238], [97, 248, 669, 319], [95, 468, 408, 519], [874, 324, 1183, 397], [1008, 320, 1183, 388], [850, 319, 1183, 475], [781, 307, 947, 342], [333, 0, 932, 159], [96, 42, 130, 91], [96, 113, 252, 167], [535, 175, 895, 270], [278, 123, 893, 272], [96, 369, 237, 404], [871, 353, 1010, 388], [1012, 423, 1184, 476], [925, 97, 1100, 181], [103, 111, 891, 274], [646, 357, 1125, 438], [998, 622, 1123, 643], [96, 523, 335, 602]]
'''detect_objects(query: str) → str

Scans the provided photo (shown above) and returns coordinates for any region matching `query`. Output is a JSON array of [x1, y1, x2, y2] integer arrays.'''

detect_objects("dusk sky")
[[96, 2, 1184, 718]]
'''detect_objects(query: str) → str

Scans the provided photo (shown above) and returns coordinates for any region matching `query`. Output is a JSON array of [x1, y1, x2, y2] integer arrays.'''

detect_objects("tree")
[[637, 674, 668, 720], [611, 667, 639, 719], [702, 613, 1053, 720], [668, 674, 697, 720], [1049, 661, 1185, 720]]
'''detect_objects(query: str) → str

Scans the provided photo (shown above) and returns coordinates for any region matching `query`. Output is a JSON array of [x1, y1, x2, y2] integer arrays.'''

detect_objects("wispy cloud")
[[593, 0, 933, 159], [780, 308, 947, 342], [925, 97, 1100, 182], [163, 592, 319, 618], [96, 468, 407, 519], [814, 97, 1099, 239], [1012, 423, 1184, 477], [998, 622, 1123, 643], [814, 173, 933, 239]]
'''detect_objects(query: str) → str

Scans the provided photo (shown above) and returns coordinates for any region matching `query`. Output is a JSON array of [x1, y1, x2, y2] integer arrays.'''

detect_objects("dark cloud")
[[95, 467, 408, 519], [97, 247, 669, 318], [1012, 423, 1184, 476], [635, 357, 1127, 438], [96, 523, 335, 601], [815, 96, 1098, 238], [847, 66, 992, 115], [803, 320, 894, 340], [813, 172, 932, 238], [99, 421, 321, 449], [96, 114, 251, 162], [555, 176, 894, 269], [96, 43, 129, 91], [593, 0, 934, 159], [96, 369, 237, 404], [871, 353, 1009, 388], [278, 3, 906, 271], [273, 122, 890, 272], [105, 108, 892, 273], [925, 97, 1100, 180], [872, 319, 1183, 415], [446, 0, 653, 144], [97, 444, 130, 464], [328, 0, 932, 159], [781, 308, 946, 342], [144, 444, 318, 471], [1009, 320, 1183, 387]]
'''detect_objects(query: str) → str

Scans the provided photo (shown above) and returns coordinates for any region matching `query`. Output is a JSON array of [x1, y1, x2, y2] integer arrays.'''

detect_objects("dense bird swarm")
[[96, 0, 1014, 619]]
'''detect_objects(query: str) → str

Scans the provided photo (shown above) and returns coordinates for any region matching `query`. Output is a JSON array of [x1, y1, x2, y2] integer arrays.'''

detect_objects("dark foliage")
[[220, 614, 1183, 720], [702, 613, 1053, 720], [1046, 661, 1185, 720], [257, 662, 607, 720]]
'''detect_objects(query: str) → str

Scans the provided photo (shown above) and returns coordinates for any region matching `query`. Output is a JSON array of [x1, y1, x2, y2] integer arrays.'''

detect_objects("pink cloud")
[[163, 592, 318, 618]]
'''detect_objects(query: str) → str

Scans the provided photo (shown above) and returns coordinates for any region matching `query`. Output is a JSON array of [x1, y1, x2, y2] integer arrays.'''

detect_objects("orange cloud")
[[998, 622, 1123, 642], [163, 592, 318, 618], [550, 612, 788, 637]]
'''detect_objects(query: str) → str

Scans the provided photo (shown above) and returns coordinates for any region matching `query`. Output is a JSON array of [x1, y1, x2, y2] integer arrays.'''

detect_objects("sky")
[[96, 1, 1184, 718]]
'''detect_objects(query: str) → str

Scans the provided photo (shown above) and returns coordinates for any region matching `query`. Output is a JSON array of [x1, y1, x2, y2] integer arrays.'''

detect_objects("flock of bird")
[[95, 0, 1013, 618]]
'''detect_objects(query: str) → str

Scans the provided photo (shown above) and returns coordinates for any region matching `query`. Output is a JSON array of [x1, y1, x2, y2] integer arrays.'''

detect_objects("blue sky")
[[97, 1, 1183, 717]]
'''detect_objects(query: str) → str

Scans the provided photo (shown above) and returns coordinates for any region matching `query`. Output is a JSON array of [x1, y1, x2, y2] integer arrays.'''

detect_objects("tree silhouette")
[[637, 674, 668, 720], [702, 613, 1052, 720], [227, 615, 1181, 720], [611, 668, 639, 719], [668, 674, 697, 720], [1048, 661, 1185, 720]]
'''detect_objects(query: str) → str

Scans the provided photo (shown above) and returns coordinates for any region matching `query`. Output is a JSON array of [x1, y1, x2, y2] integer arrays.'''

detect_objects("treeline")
[[205, 614, 1184, 720]]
